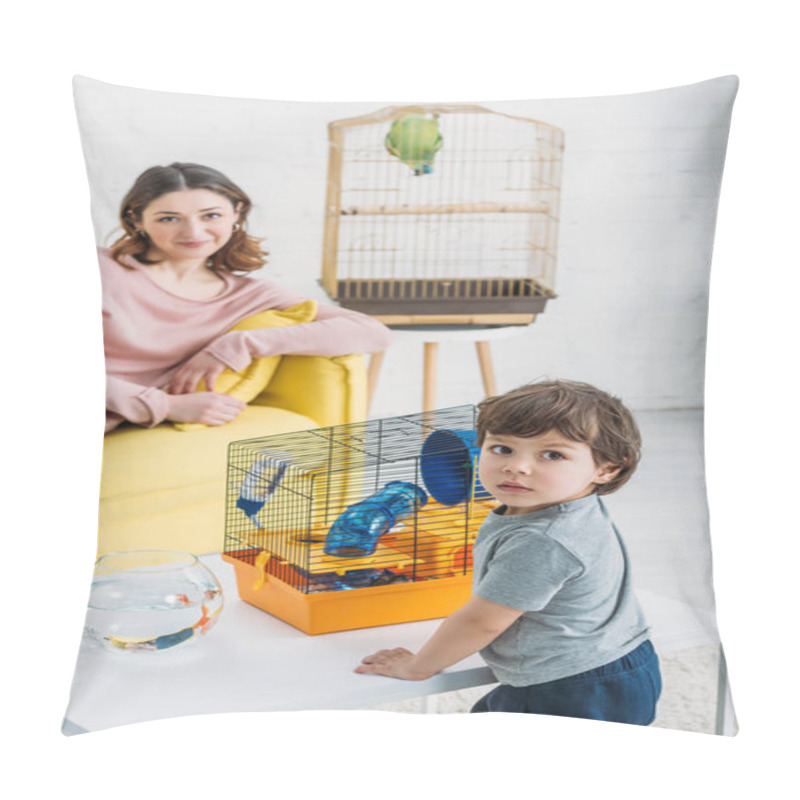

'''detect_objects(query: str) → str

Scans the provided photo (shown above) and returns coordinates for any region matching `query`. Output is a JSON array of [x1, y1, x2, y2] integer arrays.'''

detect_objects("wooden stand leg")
[[475, 341, 497, 398], [423, 342, 439, 412], [366, 351, 385, 412]]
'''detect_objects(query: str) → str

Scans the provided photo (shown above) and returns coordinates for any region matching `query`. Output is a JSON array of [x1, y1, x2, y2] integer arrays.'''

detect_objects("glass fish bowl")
[[84, 550, 224, 654]]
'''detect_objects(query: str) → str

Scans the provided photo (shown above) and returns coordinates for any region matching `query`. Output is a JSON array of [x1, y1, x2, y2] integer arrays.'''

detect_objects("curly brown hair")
[[109, 162, 268, 273], [476, 379, 642, 495]]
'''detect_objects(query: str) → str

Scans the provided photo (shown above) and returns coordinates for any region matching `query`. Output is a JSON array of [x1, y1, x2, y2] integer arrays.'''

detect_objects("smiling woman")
[[102, 162, 392, 432], [142, 194, 236, 259], [134, 189, 243, 300], [112, 162, 265, 274]]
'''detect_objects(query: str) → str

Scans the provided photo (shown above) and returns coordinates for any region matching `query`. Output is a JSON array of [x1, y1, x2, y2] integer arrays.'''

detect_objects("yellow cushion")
[[255, 353, 367, 429], [173, 299, 317, 432]]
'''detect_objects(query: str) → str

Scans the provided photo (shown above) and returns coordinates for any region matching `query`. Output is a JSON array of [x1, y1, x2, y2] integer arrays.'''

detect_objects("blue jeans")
[[470, 639, 662, 725]]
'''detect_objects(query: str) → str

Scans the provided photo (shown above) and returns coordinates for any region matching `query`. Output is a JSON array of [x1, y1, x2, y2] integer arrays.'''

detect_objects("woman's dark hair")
[[110, 162, 268, 273], [476, 379, 642, 495]]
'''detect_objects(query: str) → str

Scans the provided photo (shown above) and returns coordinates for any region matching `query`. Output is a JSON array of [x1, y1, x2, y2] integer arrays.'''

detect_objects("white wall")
[[75, 76, 735, 416]]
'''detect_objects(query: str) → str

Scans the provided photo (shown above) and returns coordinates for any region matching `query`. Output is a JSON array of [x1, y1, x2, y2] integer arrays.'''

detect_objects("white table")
[[62, 558, 733, 735], [62, 554, 495, 734]]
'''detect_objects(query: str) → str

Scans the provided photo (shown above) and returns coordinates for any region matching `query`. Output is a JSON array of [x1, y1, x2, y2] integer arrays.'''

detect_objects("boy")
[[355, 379, 661, 725]]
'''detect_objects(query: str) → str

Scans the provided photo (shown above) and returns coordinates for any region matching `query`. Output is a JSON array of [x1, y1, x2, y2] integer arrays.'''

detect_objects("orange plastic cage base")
[[222, 552, 472, 635]]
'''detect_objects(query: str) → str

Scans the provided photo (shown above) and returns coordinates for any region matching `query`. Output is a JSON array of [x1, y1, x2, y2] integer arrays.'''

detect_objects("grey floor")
[[368, 409, 729, 734]]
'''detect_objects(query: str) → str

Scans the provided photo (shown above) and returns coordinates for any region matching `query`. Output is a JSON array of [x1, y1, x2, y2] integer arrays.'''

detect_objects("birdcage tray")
[[222, 550, 472, 635], [333, 278, 554, 318]]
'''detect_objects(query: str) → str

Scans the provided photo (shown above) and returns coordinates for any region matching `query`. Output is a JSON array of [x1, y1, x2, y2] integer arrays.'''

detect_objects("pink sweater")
[[100, 248, 391, 431]]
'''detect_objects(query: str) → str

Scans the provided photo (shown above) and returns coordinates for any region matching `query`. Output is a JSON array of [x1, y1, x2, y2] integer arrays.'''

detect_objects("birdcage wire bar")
[[321, 104, 564, 321]]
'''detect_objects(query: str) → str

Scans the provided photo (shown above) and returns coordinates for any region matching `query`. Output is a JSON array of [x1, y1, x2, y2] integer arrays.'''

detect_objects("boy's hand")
[[354, 647, 435, 681], [355, 596, 522, 682]]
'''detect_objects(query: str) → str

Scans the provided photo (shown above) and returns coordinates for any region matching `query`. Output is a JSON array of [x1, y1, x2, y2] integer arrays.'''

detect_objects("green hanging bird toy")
[[384, 113, 443, 175]]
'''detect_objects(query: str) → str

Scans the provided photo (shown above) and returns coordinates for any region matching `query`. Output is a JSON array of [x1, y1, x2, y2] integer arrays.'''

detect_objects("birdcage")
[[321, 104, 564, 325], [222, 406, 495, 634]]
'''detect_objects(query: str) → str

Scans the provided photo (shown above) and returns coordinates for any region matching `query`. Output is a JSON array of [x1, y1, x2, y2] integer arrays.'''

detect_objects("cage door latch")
[[253, 550, 270, 590]]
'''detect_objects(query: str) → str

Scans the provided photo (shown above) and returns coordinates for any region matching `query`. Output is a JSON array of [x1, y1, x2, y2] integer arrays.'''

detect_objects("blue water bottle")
[[324, 481, 428, 557]]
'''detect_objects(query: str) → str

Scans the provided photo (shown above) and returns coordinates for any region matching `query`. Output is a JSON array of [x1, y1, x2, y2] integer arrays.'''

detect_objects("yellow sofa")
[[98, 354, 367, 557]]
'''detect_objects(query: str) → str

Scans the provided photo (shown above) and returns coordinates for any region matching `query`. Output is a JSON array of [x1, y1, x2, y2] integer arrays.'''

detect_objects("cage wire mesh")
[[321, 105, 564, 317], [225, 405, 494, 594]]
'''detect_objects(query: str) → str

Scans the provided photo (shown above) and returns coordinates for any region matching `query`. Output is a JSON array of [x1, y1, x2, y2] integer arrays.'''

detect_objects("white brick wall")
[[75, 76, 736, 416]]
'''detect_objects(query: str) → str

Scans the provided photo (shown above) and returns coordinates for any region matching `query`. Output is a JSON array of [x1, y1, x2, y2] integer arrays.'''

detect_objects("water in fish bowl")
[[83, 550, 224, 654]]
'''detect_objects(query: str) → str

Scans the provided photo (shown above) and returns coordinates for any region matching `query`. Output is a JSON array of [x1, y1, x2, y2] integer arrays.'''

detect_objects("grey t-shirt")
[[473, 494, 650, 686]]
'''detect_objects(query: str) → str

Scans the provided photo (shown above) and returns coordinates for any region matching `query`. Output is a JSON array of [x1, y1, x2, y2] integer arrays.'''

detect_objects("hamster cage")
[[320, 104, 565, 325], [222, 406, 495, 634]]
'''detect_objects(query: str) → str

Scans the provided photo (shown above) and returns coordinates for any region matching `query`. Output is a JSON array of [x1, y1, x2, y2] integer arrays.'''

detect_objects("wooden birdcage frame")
[[321, 104, 564, 325]]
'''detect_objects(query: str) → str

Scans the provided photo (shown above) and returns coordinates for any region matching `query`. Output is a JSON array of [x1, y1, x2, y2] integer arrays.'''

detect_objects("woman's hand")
[[354, 648, 435, 681], [168, 351, 229, 395], [165, 392, 247, 426]]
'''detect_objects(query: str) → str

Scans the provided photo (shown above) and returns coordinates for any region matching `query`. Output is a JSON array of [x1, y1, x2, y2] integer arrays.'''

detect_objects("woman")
[[102, 162, 391, 432]]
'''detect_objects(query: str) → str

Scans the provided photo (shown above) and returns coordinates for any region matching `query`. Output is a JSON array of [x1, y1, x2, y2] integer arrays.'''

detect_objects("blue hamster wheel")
[[420, 429, 490, 506]]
